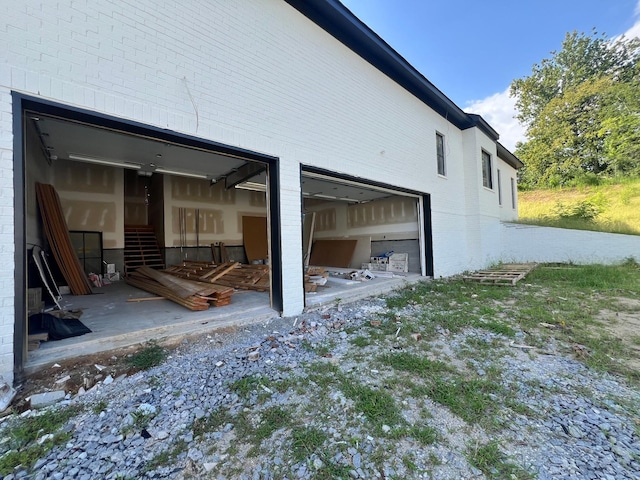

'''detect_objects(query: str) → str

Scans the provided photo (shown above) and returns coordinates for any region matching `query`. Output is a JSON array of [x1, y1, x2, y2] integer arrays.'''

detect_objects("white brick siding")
[[0, 0, 518, 381]]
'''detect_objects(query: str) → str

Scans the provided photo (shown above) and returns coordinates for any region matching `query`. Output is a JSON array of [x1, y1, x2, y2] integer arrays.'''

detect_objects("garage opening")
[[299, 167, 433, 307], [14, 95, 282, 377]]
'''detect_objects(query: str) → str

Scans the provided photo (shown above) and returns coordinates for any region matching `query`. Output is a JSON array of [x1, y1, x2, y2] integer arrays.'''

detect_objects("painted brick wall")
[[1, 0, 513, 380], [500, 223, 640, 265]]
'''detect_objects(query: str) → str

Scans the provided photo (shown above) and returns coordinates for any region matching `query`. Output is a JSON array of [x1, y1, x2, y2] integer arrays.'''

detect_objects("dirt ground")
[[596, 296, 640, 371]]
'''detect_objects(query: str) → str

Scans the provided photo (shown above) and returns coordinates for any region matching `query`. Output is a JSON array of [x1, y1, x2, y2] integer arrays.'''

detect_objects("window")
[[510, 177, 516, 209], [436, 132, 446, 176], [481, 150, 493, 189], [497, 169, 502, 205]]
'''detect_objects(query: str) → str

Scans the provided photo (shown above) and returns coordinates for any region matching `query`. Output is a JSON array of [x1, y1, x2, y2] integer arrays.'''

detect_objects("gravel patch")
[[5, 293, 640, 479]]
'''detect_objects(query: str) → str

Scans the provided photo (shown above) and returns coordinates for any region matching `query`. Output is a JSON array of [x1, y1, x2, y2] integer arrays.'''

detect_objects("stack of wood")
[[164, 261, 270, 292], [127, 266, 234, 310], [35, 183, 93, 295]]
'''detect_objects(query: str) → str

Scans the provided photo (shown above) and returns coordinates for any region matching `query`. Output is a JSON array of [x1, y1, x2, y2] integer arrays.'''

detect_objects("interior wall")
[[306, 196, 419, 241], [164, 176, 267, 248], [52, 160, 125, 249], [25, 120, 52, 247]]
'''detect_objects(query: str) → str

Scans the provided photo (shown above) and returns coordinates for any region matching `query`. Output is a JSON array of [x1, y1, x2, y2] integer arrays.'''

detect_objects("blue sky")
[[341, 0, 640, 150]]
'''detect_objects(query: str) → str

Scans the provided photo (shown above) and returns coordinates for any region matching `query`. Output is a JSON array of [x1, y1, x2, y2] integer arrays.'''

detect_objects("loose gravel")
[[4, 292, 640, 480]]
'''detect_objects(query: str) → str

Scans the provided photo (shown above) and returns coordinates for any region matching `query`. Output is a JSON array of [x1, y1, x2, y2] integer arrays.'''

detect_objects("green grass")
[[0, 406, 82, 476], [339, 379, 403, 432], [192, 408, 232, 438], [290, 426, 328, 462], [379, 352, 451, 375], [144, 439, 188, 473], [126, 341, 167, 370], [467, 440, 533, 479], [517, 178, 640, 235]]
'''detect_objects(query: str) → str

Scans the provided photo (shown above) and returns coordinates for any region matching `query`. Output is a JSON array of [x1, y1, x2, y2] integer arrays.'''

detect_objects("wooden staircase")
[[124, 225, 165, 276]]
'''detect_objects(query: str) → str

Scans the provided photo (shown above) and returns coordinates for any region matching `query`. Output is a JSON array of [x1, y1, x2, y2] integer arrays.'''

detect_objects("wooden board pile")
[[35, 183, 93, 295], [463, 263, 538, 286], [164, 261, 270, 292], [127, 266, 234, 310]]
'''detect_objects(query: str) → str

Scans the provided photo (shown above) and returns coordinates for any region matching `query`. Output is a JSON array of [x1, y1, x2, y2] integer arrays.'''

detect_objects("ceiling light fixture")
[[235, 181, 267, 192], [68, 154, 142, 170], [154, 167, 208, 179]]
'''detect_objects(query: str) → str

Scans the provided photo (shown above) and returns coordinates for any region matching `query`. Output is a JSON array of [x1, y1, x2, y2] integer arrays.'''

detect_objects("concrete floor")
[[26, 271, 425, 373]]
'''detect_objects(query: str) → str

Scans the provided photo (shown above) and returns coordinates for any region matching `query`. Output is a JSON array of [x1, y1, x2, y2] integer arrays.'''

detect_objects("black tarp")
[[29, 312, 91, 340]]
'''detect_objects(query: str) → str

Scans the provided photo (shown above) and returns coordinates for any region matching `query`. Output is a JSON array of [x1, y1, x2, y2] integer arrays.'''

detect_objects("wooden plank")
[[35, 183, 92, 295], [309, 239, 357, 268], [242, 216, 268, 262]]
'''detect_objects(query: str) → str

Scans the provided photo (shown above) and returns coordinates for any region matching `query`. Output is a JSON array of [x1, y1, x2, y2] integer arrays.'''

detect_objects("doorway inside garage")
[[299, 167, 433, 307], [13, 95, 283, 377]]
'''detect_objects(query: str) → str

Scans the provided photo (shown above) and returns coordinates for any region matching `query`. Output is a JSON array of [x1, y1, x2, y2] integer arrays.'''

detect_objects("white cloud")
[[465, 89, 526, 152], [625, 1, 640, 39]]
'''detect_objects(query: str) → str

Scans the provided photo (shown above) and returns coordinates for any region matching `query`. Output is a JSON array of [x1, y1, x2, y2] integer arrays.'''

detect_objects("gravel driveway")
[[4, 278, 640, 480]]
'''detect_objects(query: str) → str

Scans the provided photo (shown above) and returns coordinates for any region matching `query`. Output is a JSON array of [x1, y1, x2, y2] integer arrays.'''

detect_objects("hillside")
[[517, 178, 640, 236]]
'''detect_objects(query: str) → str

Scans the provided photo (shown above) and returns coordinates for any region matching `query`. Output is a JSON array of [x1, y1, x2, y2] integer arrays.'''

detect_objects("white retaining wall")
[[500, 223, 640, 265]]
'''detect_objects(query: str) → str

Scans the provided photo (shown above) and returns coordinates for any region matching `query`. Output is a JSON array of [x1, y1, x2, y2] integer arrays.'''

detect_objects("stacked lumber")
[[127, 266, 234, 310], [35, 183, 92, 295], [164, 261, 271, 292]]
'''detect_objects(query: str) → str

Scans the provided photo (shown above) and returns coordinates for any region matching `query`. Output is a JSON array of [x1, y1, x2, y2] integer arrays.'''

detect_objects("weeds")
[[126, 341, 167, 370], [467, 440, 533, 479], [0, 406, 82, 476]]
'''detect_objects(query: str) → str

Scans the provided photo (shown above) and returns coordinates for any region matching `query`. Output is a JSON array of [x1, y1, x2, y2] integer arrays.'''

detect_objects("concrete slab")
[[25, 273, 428, 374]]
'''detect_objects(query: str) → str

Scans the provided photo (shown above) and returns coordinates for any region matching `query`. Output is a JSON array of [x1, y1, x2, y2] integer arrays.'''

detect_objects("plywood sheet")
[[242, 216, 268, 262], [309, 239, 357, 268]]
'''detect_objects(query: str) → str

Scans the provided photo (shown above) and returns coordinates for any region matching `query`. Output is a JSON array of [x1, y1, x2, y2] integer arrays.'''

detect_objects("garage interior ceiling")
[[30, 113, 396, 202]]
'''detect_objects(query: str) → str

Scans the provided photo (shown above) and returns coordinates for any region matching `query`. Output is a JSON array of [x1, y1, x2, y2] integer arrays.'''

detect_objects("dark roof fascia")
[[497, 142, 524, 170], [284, 0, 492, 135], [467, 114, 500, 141]]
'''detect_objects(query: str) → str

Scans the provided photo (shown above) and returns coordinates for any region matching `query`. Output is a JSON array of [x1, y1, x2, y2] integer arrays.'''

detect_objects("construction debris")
[[463, 263, 538, 286]]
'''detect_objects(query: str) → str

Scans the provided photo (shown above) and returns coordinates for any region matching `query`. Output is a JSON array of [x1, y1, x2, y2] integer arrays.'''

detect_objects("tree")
[[510, 30, 640, 188]]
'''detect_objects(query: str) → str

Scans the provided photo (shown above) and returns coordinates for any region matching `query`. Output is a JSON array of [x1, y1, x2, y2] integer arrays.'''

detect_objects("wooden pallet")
[[124, 225, 165, 276], [463, 263, 537, 286]]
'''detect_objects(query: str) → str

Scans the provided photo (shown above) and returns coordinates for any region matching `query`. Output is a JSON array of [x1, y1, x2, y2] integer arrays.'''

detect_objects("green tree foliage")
[[510, 30, 640, 188]]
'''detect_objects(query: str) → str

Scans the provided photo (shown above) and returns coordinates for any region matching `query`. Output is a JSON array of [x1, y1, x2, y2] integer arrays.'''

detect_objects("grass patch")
[[144, 439, 188, 473], [253, 406, 292, 443], [467, 440, 532, 479], [518, 179, 640, 236], [379, 352, 451, 375], [126, 341, 167, 370], [290, 426, 328, 463], [193, 408, 232, 438], [0, 406, 82, 476], [228, 374, 264, 400], [408, 425, 438, 445], [350, 336, 372, 347], [339, 379, 403, 432]]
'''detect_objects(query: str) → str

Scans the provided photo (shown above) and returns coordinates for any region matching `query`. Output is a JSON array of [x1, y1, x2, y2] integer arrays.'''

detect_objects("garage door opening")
[[299, 167, 433, 307], [14, 95, 283, 377]]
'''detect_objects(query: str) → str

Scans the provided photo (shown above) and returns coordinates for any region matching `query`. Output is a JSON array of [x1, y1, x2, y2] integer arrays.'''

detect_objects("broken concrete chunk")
[[55, 375, 71, 384], [247, 351, 260, 362], [30, 390, 66, 408]]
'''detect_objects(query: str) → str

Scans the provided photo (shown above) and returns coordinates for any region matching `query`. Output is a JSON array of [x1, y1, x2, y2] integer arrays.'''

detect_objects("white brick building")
[[1, 0, 522, 383]]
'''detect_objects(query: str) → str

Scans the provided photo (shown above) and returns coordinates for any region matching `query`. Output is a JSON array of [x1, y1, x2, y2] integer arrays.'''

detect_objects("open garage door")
[[299, 167, 433, 306], [13, 95, 282, 378]]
